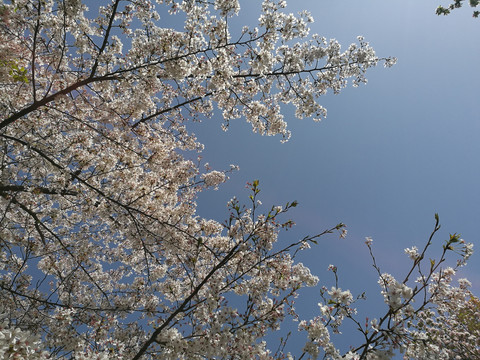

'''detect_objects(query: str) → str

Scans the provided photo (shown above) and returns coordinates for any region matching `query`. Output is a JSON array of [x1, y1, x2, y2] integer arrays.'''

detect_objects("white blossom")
[[404, 246, 420, 260], [202, 170, 226, 189]]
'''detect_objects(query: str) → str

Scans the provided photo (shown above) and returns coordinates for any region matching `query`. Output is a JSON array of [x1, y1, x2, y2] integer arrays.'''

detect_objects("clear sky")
[[188, 0, 480, 354]]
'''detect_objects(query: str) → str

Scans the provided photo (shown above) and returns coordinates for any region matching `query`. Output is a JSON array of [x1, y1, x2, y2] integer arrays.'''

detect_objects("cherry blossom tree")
[[313, 217, 475, 360], [0, 0, 475, 359], [407, 275, 480, 359]]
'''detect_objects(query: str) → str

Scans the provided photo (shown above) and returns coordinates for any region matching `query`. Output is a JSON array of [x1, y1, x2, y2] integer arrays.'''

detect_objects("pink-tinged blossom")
[[365, 236, 373, 246]]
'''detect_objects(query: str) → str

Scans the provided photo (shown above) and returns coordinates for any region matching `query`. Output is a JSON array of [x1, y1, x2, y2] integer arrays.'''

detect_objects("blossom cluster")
[[0, 316, 48, 360], [378, 273, 414, 313]]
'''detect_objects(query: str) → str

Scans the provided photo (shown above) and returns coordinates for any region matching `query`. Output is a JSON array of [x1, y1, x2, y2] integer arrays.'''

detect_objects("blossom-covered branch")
[[0, 0, 393, 358], [296, 215, 474, 360]]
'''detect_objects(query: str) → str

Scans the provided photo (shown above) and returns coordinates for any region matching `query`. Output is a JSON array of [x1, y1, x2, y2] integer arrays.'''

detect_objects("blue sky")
[[189, 0, 480, 354]]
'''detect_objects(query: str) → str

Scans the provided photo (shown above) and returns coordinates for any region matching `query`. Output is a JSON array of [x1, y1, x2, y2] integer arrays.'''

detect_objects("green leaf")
[[449, 233, 460, 243], [436, 5, 451, 15]]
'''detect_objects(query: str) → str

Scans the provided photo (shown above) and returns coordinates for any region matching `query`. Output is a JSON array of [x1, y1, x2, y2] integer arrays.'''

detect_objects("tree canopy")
[[0, 0, 476, 359]]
